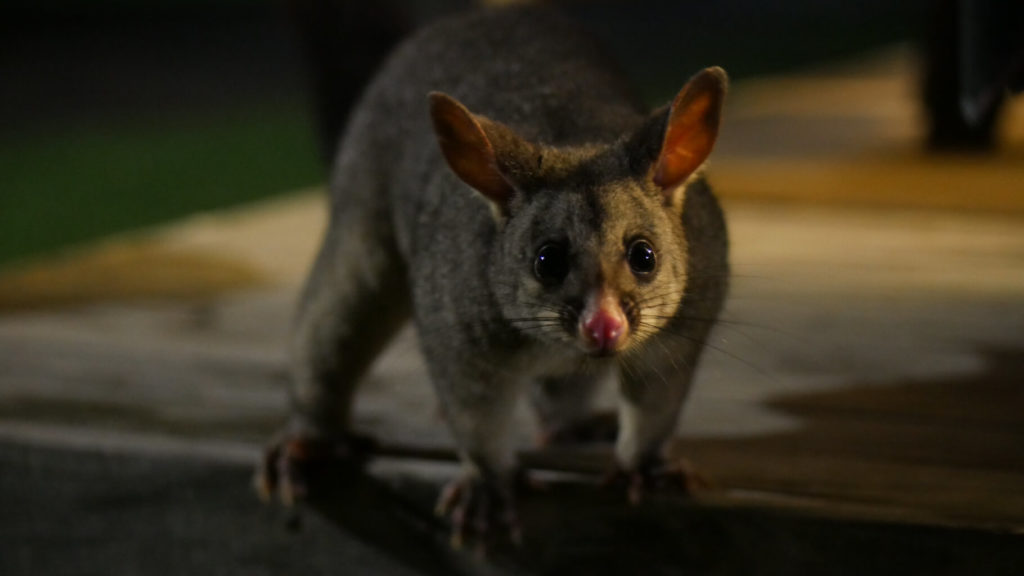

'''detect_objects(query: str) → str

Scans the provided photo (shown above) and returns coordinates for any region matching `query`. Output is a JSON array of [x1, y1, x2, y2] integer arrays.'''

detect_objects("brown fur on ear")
[[429, 92, 516, 212], [652, 67, 728, 193]]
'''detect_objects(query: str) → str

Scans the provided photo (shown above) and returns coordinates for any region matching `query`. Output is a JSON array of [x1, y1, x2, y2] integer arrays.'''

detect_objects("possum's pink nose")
[[580, 292, 628, 356]]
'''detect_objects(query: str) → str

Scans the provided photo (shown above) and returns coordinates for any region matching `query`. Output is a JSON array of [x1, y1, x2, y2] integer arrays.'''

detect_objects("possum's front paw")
[[434, 472, 523, 552], [604, 456, 714, 505], [254, 427, 376, 506]]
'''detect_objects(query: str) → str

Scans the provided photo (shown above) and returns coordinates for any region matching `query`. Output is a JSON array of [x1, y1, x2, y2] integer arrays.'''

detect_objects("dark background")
[[0, 0, 917, 266]]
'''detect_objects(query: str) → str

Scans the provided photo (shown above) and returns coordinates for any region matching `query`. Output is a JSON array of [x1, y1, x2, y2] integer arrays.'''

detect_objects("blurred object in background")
[[922, 0, 1024, 151]]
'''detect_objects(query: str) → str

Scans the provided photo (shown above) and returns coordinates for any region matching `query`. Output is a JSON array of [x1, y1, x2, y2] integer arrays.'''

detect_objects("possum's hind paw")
[[254, 428, 376, 506]]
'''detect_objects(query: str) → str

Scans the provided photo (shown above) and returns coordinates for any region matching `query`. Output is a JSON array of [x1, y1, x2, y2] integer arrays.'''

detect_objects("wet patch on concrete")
[[674, 346, 1024, 528]]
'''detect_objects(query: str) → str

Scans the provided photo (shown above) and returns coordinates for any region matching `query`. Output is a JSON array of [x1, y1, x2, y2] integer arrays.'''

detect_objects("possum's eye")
[[627, 239, 657, 277], [534, 243, 569, 285]]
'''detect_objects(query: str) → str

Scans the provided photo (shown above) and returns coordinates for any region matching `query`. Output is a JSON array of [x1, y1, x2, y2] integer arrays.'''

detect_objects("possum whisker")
[[505, 317, 564, 325], [644, 312, 805, 347], [638, 321, 777, 384], [616, 354, 651, 395]]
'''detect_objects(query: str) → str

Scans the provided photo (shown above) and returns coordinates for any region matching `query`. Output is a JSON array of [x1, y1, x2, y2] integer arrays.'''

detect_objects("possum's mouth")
[[583, 344, 622, 358]]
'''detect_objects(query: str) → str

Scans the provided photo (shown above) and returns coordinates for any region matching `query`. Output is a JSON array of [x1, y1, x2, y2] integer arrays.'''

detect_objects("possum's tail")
[[287, 0, 411, 165], [289, 0, 537, 165]]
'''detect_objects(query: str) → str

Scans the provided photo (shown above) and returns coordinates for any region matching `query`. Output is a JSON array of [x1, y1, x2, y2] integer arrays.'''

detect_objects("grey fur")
[[286, 5, 728, 489]]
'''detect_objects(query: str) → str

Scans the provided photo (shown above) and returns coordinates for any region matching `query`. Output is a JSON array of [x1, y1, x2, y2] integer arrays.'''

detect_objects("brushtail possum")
[[259, 5, 729, 543]]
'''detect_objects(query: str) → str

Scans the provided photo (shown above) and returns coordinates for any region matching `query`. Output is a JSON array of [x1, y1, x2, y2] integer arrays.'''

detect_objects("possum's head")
[[429, 67, 727, 357]]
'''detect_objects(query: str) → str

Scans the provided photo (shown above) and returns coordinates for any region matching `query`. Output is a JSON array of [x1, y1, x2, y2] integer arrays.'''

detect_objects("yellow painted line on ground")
[[0, 191, 327, 312], [0, 242, 265, 312], [714, 152, 1024, 214]]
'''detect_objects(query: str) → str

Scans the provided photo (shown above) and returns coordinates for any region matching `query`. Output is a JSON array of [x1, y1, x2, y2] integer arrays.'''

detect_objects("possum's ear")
[[652, 67, 728, 197], [429, 92, 517, 215]]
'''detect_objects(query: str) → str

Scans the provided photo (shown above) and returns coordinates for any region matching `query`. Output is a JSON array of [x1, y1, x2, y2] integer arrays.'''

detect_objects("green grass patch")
[[0, 104, 323, 266]]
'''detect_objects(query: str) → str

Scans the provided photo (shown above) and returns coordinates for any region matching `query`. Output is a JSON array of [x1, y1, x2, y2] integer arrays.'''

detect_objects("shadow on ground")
[[3, 439, 1022, 576]]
